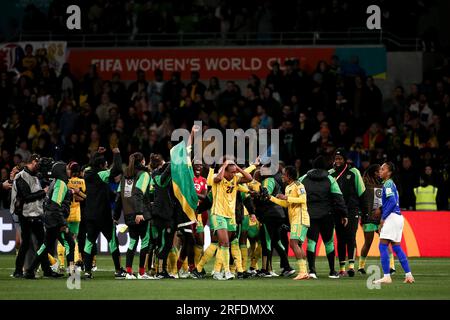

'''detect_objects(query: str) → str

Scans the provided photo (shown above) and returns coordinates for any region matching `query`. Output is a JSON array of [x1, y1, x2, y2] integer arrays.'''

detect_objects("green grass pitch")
[[1, 255, 449, 300]]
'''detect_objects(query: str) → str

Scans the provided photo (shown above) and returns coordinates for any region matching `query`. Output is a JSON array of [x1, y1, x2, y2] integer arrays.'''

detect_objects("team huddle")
[[9, 126, 414, 284]]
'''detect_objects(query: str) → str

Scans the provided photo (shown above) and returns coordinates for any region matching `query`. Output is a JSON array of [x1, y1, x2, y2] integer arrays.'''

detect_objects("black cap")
[[334, 148, 347, 161]]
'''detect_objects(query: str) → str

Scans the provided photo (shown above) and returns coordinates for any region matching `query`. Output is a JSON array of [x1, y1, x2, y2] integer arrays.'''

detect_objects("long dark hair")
[[126, 152, 144, 177], [363, 164, 381, 186]]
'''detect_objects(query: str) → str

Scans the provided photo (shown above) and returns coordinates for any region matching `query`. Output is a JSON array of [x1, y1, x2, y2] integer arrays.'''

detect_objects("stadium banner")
[[1, 210, 447, 256], [67, 46, 386, 81], [0, 41, 67, 75]]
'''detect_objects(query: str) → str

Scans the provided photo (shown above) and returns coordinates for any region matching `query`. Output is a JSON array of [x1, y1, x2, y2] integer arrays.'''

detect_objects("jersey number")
[[226, 186, 234, 193]]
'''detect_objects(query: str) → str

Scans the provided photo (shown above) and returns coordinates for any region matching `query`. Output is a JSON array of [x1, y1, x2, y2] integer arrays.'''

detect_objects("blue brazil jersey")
[[381, 179, 401, 220]]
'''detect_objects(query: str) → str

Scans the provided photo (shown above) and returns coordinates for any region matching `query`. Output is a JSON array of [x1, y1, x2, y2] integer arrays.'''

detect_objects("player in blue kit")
[[373, 162, 415, 285]]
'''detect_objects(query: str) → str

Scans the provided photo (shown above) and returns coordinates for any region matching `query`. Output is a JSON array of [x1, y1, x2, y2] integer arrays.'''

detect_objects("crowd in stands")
[[0, 42, 449, 211], [3, 0, 435, 41]]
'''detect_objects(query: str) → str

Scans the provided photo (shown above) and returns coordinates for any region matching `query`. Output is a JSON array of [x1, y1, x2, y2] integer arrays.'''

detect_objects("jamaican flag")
[[170, 141, 197, 222]]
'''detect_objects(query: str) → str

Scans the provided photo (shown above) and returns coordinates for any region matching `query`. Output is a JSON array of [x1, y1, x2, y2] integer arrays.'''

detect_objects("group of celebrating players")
[[11, 125, 414, 284]]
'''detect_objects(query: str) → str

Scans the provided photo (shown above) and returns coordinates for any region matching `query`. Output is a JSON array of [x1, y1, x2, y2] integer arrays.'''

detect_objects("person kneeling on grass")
[[373, 162, 414, 285]]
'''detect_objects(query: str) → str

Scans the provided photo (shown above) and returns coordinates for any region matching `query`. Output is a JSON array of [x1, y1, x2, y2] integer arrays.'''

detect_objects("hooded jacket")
[[84, 152, 122, 223], [114, 164, 152, 226], [299, 169, 348, 219], [43, 162, 71, 228]]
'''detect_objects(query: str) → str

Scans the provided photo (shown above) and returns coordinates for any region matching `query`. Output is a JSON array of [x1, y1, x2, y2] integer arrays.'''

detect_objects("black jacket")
[[84, 153, 122, 223], [253, 177, 286, 223], [151, 163, 177, 228], [300, 169, 348, 219], [114, 165, 152, 226], [43, 162, 71, 228], [329, 165, 366, 215]]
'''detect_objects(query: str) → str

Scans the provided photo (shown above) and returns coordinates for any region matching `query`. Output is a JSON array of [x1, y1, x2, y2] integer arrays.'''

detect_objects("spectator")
[[414, 176, 438, 211], [96, 93, 118, 125], [15, 141, 31, 163], [398, 156, 420, 210]]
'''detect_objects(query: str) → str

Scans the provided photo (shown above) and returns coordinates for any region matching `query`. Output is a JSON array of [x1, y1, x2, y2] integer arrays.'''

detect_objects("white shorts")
[[380, 213, 404, 243]]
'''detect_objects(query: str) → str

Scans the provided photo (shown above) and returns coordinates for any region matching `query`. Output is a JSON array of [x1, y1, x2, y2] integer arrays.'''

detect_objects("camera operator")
[[11, 154, 61, 278], [26, 161, 75, 278]]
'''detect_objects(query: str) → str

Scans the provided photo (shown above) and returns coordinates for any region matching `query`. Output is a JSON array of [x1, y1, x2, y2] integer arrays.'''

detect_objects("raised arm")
[[236, 165, 253, 184], [213, 161, 229, 184]]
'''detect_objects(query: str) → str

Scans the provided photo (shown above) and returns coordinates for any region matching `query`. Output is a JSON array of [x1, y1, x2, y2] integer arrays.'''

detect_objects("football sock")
[[240, 245, 248, 271], [358, 256, 367, 270], [48, 254, 57, 266], [197, 242, 218, 272], [379, 243, 391, 276], [231, 241, 243, 273], [221, 246, 230, 272], [297, 259, 307, 274], [194, 245, 203, 266], [392, 245, 411, 274], [57, 243, 65, 268]]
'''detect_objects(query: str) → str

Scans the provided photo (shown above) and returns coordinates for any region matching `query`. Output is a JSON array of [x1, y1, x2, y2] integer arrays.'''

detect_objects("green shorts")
[[290, 223, 308, 242], [67, 222, 80, 235], [196, 214, 204, 233], [241, 215, 250, 232], [210, 214, 236, 232], [248, 224, 259, 239], [363, 223, 379, 232]]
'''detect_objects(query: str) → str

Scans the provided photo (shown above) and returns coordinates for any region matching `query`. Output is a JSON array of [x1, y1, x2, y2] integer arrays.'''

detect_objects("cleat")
[[338, 270, 348, 278], [348, 268, 355, 277], [213, 271, 224, 280], [91, 264, 98, 272], [137, 273, 153, 280], [224, 271, 235, 280], [237, 272, 250, 279], [155, 270, 175, 279], [125, 273, 137, 280], [191, 268, 205, 279], [309, 272, 318, 279], [403, 275, 415, 284], [256, 269, 272, 278], [270, 271, 279, 277], [114, 268, 127, 279], [358, 268, 366, 275], [179, 269, 190, 279], [51, 261, 60, 273], [84, 272, 93, 279], [390, 268, 396, 275], [281, 268, 296, 277], [11, 271, 24, 279], [328, 271, 339, 279], [293, 273, 309, 280], [24, 272, 36, 280], [373, 276, 392, 284]]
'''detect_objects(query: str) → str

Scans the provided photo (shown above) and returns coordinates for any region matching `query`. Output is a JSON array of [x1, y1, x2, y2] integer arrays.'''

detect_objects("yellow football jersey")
[[211, 175, 239, 218], [285, 181, 310, 227], [67, 177, 86, 222]]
